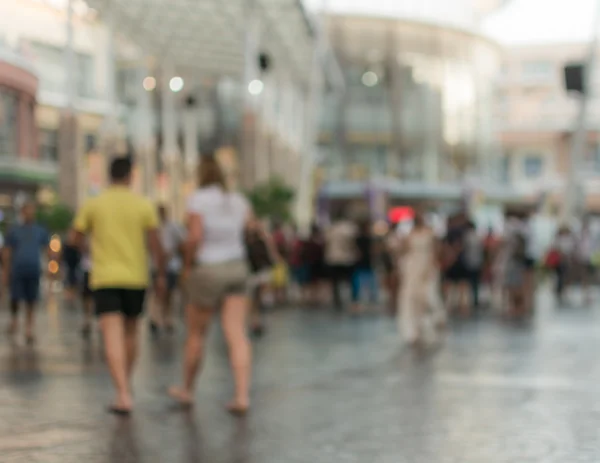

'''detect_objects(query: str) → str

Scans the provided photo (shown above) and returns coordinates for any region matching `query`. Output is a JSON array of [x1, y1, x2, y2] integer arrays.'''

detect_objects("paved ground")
[[1, 287, 600, 462]]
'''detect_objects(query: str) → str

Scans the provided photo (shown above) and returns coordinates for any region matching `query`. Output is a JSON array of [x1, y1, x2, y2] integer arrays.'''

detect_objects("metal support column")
[[184, 95, 199, 188], [58, 0, 80, 209], [240, 0, 261, 190], [161, 62, 181, 217], [134, 64, 156, 199]]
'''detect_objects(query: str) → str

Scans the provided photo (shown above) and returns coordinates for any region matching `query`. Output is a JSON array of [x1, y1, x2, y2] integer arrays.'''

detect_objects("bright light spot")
[[143, 76, 156, 92], [169, 76, 184, 93], [362, 71, 379, 87], [50, 235, 61, 253], [48, 260, 59, 274], [248, 79, 264, 95]]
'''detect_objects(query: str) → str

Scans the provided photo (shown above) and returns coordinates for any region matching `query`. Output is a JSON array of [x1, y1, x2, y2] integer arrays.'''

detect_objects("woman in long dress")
[[398, 212, 445, 345]]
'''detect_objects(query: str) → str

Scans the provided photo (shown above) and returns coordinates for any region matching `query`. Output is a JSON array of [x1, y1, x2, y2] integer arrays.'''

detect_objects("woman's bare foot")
[[108, 394, 133, 415], [168, 386, 194, 407], [226, 399, 249, 416]]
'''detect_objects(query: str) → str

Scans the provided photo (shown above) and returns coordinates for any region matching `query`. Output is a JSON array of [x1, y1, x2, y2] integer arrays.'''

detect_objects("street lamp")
[[169, 76, 184, 93]]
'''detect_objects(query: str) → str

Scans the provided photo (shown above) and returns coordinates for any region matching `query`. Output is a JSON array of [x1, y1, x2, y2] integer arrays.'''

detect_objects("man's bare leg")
[[124, 317, 140, 380], [7, 300, 19, 335], [25, 303, 36, 343], [100, 313, 132, 412]]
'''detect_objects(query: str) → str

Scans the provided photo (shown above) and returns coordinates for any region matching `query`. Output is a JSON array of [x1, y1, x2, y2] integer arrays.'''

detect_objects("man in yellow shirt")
[[71, 157, 166, 415]]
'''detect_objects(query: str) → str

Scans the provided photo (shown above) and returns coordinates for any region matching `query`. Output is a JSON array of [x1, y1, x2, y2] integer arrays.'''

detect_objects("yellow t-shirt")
[[73, 186, 158, 290]]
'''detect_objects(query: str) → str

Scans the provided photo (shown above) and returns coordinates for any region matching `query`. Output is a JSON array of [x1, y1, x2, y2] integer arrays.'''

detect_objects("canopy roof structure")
[[86, 0, 318, 80]]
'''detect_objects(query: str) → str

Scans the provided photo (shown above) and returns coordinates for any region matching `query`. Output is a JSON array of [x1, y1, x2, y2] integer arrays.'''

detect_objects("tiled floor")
[[1, 289, 600, 462]]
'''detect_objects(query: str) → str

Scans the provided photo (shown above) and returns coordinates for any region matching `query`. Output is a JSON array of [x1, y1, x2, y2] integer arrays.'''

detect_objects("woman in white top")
[[169, 156, 253, 414]]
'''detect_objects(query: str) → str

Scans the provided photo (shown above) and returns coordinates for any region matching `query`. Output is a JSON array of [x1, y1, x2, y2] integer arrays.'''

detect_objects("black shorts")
[[94, 288, 146, 319]]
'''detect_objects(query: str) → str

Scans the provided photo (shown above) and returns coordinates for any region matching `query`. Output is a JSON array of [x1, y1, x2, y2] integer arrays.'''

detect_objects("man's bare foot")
[[108, 393, 133, 415], [226, 399, 249, 416], [168, 386, 194, 407]]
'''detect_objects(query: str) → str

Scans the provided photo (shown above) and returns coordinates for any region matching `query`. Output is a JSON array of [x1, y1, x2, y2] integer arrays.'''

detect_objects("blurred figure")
[[554, 225, 575, 303], [463, 221, 484, 311], [351, 219, 378, 312], [80, 242, 94, 339], [271, 222, 290, 304], [3, 201, 50, 344], [169, 156, 253, 415], [576, 219, 597, 304], [398, 211, 444, 346], [442, 213, 469, 316], [245, 217, 279, 336], [304, 224, 326, 305], [381, 227, 400, 315], [289, 227, 309, 302], [71, 157, 166, 414], [503, 229, 529, 317], [324, 212, 357, 312], [62, 241, 80, 301], [149, 205, 184, 335]]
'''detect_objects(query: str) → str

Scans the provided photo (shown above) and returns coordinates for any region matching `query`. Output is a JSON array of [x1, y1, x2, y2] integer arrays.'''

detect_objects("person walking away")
[[398, 211, 445, 346], [304, 224, 326, 306], [382, 227, 401, 316], [289, 229, 309, 302], [442, 214, 469, 316], [271, 222, 290, 305], [324, 215, 357, 312], [577, 219, 596, 305], [245, 218, 279, 336], [169, 155, 254, 415], [80, 242, 94, 339], [463, 221, 484, 312], [149, 205, 184, 335], [71, 157, 166, 415], [63, 241, 81, 301], [554, 226, 575, 304], [351, 219, 378, 313], [3, 201, 50, 344]]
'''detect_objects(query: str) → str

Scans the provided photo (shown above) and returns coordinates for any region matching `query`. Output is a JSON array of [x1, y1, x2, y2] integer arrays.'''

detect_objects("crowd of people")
[[1, 154, 598, 416]]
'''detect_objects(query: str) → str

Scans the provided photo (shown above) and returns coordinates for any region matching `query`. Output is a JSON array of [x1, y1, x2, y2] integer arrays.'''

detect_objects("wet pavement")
[[2, 287, 600, 462]]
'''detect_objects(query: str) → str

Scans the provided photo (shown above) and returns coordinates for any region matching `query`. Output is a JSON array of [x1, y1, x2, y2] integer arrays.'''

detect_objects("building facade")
[[316, 1, 503, 216]]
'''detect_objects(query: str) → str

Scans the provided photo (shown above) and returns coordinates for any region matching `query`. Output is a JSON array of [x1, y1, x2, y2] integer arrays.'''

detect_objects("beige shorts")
[[185, 260, 249, 308]]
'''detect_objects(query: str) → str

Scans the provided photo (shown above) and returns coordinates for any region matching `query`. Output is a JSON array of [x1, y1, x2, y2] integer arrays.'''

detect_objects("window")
[[39, 129, 59, 162], [84, 133, 97, 153], [522, 61, 553, 79], [29, 41, 95, 98], [0, 88, 19, 157], [523, 155, 543, 178]]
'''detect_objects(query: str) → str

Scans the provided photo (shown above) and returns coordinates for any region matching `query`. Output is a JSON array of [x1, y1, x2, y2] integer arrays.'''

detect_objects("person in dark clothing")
[[245, 219, 278, 336], [304, 224, 326, 305], [351, 220, 378, 312], [442, 213, 470, 316], [63, 242, 81, 301], [3, 201, 50, 343]]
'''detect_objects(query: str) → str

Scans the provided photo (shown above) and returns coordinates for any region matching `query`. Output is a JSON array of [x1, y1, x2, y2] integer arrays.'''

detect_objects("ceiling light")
[[142, 76, 156, 92], [248, 79, 264, 95], [362, 71, 379, 87], [169, 76, 184, 93]]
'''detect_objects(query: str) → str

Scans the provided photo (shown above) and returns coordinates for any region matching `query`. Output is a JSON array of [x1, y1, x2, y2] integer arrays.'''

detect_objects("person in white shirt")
[[169, 156, 254, 415], [150, 206, 184, 334]]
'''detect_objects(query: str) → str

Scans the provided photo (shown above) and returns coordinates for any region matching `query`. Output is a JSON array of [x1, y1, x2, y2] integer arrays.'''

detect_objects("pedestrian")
[[80, 242, 94, 339], [324, 211, 357, 312], [3, 201, 50, 344], [351, 219, 378, 313], [149, 205, 184, 335], [71, 157, 166, 415], [168, 155, 254, 415], [463, 221, 484, 311]]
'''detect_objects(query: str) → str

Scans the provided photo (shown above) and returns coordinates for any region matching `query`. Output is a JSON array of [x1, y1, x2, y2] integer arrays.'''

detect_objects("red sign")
[[388, 206, 414, 224]]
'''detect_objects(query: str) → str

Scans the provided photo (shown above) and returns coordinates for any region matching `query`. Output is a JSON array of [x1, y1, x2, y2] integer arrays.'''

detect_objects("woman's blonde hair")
[[197, 155, 227, 190]]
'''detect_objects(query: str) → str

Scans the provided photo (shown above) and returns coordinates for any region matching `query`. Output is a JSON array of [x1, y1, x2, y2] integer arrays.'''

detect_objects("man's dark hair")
[[110, 157, 132, 181]]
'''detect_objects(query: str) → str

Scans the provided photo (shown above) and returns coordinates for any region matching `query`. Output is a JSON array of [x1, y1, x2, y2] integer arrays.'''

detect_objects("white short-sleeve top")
[[186, 185, 250, 264]]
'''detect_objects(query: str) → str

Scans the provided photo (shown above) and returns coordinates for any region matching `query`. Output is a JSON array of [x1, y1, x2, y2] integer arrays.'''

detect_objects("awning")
[[86, 0, 317, 80]]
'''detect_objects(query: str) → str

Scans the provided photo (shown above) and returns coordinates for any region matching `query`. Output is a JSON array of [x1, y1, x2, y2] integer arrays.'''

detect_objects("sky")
[[483, 0, 599, 45], [303, 0, 599, 46]]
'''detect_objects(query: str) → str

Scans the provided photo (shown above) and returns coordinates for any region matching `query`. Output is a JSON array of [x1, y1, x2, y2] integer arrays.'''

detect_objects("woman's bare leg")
[[221, 294, 252, 411], [169, 304, 214, 404]]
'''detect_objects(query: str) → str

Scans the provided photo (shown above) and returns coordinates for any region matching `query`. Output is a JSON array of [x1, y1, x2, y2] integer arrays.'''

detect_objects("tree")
[[36, 203, 74, 234], [246, 176, 295, 222]]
